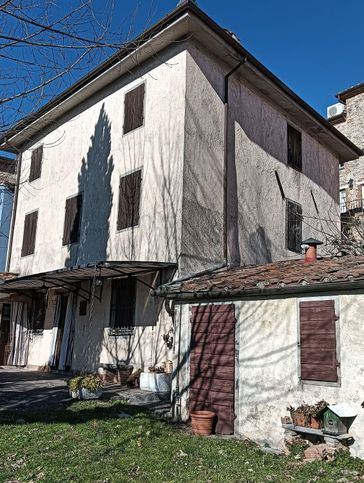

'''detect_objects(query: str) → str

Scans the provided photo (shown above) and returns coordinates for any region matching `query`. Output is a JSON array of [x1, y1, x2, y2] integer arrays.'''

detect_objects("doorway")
[[0, 304, 11, 365], [189, 304, 236, 434], [51, 295, 69, 370]]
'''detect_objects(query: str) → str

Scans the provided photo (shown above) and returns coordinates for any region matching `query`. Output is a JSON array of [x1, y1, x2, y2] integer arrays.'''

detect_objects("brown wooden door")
[[0, 304, 11, 365], [190, 304, 236, 434]]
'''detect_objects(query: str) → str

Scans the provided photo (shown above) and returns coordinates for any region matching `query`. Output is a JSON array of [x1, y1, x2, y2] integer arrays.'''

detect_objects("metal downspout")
[[5, 147, 22, 272], [223, 58, 246, 265]]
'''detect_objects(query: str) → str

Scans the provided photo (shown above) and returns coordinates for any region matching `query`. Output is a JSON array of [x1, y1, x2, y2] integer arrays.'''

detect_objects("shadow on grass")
[[0, 400, 157, 424]]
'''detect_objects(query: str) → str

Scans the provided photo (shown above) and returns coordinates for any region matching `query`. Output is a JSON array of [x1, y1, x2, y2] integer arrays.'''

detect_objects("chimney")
[[301, 238, 323, 264]]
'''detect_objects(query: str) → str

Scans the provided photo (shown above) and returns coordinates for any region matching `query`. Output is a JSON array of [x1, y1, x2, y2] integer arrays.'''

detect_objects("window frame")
[[109, 277, 136, 336], [21, 209, 38, 257], [117, 168, 142, 232], [29, 145, 43, 182], [297, 296, 341, 387], [339, 189, 347, 213], [122, 82, 146, 135], [287, 123, 302, 171], [285, 199, 302, 253], [62, 192, 83, 246]]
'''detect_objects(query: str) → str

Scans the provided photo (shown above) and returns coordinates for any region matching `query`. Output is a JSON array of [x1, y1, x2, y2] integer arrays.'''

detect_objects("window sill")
[[108, 327, 135, 337], [116, 223, 140, 234], [300, 379, 341, 388], [122, 123, 145, 137], [30, 329, 44, 336]]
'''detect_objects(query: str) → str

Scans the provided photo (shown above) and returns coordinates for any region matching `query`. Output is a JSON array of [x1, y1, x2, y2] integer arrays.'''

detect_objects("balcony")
[[340, 198, 364, 214]]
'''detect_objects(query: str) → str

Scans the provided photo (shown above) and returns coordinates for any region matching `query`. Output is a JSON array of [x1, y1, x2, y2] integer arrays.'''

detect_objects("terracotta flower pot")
[[190, 411, 216, 436], [292, 411, 305, 427], [310, 417, 321, 429]]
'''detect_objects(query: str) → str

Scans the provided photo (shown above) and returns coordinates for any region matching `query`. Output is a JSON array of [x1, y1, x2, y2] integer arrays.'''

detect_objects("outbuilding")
[[156, 242, 364, 457]]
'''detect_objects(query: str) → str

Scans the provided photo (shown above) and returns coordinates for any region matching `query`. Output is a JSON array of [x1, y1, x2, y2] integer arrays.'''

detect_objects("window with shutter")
[[123, 84, 145, 134], [62, 194, 82, 245], [286, 200, 302, 252], [287, 124, 302, 171], [109, 277, 136, 335], [21, 210, 38, 257], [117, 170, 142, 230], [29, 146, 43, 182], [299, 300, 339, 383]]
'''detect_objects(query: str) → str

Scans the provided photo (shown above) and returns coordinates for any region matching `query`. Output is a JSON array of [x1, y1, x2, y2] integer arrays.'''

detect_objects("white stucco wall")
[[26, 275, 173, 373], [175, 294, 364, 458], [9, 45, 187, 276], [183, 42, 340, 268]]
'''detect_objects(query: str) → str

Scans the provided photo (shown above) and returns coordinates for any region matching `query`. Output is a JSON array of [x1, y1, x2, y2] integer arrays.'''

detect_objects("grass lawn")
[[0, 401, 363, 482]]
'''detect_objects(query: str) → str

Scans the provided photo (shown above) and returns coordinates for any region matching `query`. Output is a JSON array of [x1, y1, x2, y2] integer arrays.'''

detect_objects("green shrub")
[[68, 374, 102, 392]]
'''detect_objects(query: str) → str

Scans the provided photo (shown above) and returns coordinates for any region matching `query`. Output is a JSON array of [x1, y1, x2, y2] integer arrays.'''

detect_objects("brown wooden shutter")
[[123, 84, 145, 134], [62, 194, 82, 245], [29, 146, 43, 182], [299, 300, 338, 382], [287, 124, 302, 170], [117, 170, 142, 230], [21, 210, 38, 257], [286, 200, 302, 252]]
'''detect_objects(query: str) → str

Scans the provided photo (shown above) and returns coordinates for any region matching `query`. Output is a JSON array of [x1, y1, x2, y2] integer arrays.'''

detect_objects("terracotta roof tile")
[[0, 272, 17, 282], [162, 256, 364, 296]]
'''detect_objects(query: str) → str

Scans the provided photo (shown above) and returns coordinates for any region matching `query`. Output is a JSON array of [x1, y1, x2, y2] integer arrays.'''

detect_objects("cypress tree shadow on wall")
[[65, 104, 114, 268]]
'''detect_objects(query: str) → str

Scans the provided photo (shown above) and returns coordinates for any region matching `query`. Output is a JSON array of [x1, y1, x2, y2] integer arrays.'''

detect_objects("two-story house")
[[0, 1, 360, 372]]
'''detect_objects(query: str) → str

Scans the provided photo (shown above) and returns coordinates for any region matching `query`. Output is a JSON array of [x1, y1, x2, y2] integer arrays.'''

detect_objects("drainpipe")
[[5, 142, 22, 273], [224, 58, 246, 265]]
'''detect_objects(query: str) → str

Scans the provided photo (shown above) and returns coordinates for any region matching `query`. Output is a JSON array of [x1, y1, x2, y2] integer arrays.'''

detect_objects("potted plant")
[[98, 364, 133, 385], [68, 374, 103, 400], [287, 400, 327, 429], [190, 410, 216, 436]]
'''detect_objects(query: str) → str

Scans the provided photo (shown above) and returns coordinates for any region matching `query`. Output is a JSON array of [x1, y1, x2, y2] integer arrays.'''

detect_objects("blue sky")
[[130, 0, 363, 117], [1, 0, 363, 131]]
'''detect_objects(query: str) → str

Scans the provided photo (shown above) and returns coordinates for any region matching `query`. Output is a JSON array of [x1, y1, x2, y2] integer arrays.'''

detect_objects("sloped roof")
[[0, 1, 361, 162], [157, 256, 364, 299], [337, 82, 364, 102]]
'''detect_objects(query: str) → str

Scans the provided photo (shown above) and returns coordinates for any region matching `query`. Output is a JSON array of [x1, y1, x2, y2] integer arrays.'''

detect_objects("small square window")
[[79, 300, 87, 316]]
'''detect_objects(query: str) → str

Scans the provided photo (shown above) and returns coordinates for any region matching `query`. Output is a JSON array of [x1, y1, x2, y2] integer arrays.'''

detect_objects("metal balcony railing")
[[340, 199, 364, 214]]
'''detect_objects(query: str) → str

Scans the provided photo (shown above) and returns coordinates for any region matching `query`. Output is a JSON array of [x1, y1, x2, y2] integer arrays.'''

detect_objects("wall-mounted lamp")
[[95, 277, 103, 287]]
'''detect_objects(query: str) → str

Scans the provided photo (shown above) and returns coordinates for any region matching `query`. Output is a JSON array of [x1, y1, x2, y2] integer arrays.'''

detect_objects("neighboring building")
[[0, 155, 16, 365], [0, 156, 15, 270], [0, 1, 359, 372], [329, 84, 364, 251], [157, 243, 364, 458]]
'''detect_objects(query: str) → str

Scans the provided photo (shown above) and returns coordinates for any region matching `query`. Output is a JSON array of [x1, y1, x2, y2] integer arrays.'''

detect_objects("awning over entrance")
[[0, 261, 177, 301]]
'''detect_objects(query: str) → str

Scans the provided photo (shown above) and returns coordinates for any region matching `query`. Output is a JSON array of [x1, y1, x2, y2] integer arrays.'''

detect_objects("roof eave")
[[157, 278, 364, 301], [0, 0, 361, 161]]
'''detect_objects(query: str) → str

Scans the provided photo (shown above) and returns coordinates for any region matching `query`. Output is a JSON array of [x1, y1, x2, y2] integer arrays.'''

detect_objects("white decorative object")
[[140, 372, 171, 393], [327, 102, 345, 119]]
